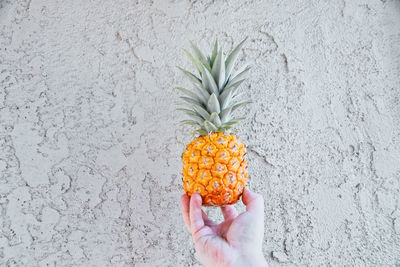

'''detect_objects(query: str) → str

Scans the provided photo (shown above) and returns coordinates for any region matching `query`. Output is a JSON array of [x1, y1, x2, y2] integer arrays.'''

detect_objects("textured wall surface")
[[1, 0, 400, 266]]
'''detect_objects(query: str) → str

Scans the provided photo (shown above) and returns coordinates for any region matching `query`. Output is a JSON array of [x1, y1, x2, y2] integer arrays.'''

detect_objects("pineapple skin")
[[182, 132, 248, 206]]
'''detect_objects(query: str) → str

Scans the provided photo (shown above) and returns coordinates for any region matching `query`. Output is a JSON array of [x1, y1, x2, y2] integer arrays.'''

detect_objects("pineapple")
[[176, 37, 251, 206]]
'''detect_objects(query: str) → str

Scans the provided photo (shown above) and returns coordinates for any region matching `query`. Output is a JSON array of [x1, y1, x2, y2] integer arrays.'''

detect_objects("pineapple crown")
[[175, 37, 251, 136]]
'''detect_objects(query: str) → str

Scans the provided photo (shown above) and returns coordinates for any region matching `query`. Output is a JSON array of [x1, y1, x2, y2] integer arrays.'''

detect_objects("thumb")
[[242, 188, 264, 215]]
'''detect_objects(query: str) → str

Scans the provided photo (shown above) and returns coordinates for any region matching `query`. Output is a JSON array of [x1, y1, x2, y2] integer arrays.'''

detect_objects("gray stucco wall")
[[1, 0, 400, 266]]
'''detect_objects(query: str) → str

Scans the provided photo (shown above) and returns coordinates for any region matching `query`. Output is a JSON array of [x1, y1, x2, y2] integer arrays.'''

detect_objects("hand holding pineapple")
[[177, 38, 251, 206], [180, 189, 268, 267]]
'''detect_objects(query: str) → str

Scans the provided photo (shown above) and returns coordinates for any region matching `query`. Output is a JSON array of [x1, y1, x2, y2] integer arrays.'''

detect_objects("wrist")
[[231, 252, 268, 267]]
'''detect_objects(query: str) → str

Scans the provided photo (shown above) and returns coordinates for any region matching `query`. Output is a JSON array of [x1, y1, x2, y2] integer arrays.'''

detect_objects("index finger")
[[180, 194, 191, 231], [189, 194, 205, 234]]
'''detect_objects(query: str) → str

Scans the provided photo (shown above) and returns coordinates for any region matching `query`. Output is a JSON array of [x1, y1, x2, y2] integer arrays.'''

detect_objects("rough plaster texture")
[[1, 0, 400, 266]]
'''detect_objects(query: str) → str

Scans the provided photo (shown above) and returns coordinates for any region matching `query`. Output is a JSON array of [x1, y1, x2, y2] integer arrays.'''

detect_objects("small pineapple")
[[176, 38, 251, 206]]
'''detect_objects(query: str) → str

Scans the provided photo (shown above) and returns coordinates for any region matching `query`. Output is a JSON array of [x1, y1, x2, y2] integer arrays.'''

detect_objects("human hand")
[[180, 188, 268, 267]]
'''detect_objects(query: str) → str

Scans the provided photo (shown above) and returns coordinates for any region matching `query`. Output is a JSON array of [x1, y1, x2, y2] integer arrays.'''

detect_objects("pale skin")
[[180, 188, 268, 267]]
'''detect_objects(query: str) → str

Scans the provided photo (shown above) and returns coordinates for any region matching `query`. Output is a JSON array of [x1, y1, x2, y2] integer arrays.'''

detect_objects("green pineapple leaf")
[[180, 120, 202, 126], [176, 38, 251, 135], [182, 48, 203, 75], [177, 66, 202, 88], [225, 64, 251, 88], [174, 87, 207, 105], [219, 106, 232, 123], [211, 39, 218, 66], [221, 120, 239, 127], [180, 96, 200, 106], [201, 64, 219, 96], [192, 105, 211, 120], [209, 112, 222, 127], [203, 120, 218, 132], [231, 100, 252, 112], [207, 93, 221, 113], [218, 125, 233, 132], [219, 79, 246, 110], [225, 37, 248, 83], [192, 129, 208, 136], [211, 48, 226, 91], [177, 108, 203, 122], [189, 40, 212, 72], [192, 84, 211, 101]]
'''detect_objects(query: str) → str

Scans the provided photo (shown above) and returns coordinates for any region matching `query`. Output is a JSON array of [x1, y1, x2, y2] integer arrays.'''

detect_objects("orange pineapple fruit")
[[176, 37, 251, 206], [182, 132, 248, 206]]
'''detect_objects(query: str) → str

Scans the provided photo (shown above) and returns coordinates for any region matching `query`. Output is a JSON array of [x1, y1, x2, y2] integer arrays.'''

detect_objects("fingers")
[[189, 194, 205, 234], [221, 205, 238, 220], [242, 188, 264, 215], [182, 194, 216, 232], [180, 194, 191, 231]]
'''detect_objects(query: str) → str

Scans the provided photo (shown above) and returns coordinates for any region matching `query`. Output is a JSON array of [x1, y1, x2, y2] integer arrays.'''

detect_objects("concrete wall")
[[1, 0, 400, 266]]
